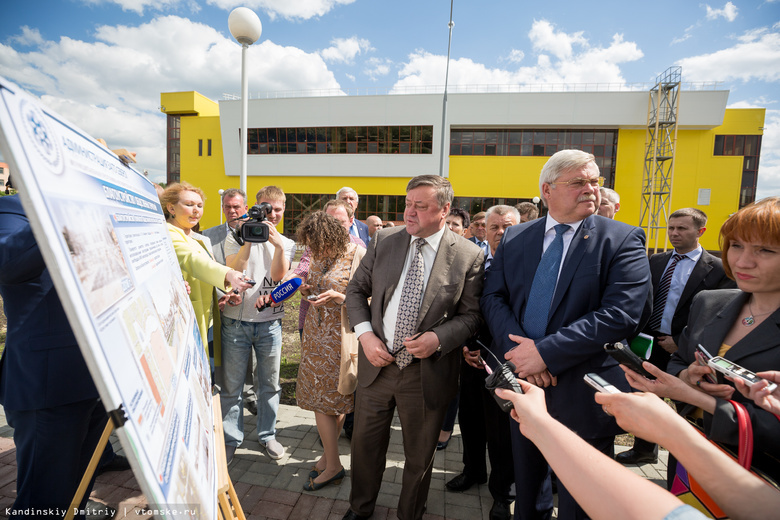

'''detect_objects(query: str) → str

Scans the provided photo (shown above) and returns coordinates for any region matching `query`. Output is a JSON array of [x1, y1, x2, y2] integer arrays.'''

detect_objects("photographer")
[[220, 186, 296, 463]]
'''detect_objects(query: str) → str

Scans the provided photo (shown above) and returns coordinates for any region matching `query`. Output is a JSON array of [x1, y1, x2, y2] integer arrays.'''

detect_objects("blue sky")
[[1, 0, 778, 198]]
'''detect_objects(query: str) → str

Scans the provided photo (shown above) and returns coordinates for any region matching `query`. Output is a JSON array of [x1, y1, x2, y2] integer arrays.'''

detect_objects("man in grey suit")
[[202, 188, 248, 264], [344, 175, 485, 520]]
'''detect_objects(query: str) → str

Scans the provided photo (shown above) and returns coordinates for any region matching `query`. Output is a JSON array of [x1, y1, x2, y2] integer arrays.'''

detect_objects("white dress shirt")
[[542, 214, 583, 282], [658, 246, 702, 335], [354, 225, 447, 347]]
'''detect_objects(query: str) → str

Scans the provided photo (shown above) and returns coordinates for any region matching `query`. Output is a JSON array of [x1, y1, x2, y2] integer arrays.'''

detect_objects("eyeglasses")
[[550, 176, 604, 189]]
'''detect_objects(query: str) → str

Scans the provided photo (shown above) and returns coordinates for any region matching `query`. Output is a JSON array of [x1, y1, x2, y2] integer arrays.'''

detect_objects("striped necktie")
[[647, 253, 684, 332]]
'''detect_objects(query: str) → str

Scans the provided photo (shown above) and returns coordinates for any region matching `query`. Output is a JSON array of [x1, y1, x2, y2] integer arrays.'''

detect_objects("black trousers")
[[457, 360, 515, 503]]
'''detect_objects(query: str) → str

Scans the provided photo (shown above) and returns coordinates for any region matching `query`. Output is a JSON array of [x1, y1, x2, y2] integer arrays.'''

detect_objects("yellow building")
[[160, 89, 764, 251]]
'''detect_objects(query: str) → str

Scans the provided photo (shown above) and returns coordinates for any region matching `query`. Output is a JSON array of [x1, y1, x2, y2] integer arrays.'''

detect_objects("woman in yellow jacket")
[[161, 183, 251, 369]]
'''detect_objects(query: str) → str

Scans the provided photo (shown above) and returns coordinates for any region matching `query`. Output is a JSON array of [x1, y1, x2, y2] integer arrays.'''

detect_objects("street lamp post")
[[228, 7, 262, 196]]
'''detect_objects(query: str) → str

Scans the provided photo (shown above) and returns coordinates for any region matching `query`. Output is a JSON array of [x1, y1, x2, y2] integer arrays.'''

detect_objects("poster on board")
[[0, 76, 217, 517]]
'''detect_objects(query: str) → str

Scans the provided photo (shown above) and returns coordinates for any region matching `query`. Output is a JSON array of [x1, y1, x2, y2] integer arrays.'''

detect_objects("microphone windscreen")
[[270, 278, 302, 303]]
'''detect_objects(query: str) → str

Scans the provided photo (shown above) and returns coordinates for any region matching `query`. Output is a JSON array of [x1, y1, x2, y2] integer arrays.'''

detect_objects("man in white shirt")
[[219, 186, 296, 462]]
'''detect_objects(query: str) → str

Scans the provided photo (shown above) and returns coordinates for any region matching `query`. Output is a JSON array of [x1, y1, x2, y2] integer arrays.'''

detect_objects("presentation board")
[[0, 76, 217, 517]]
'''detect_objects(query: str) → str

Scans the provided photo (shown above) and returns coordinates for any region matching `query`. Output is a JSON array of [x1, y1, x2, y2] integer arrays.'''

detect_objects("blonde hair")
[[160, 182, 205, 219]]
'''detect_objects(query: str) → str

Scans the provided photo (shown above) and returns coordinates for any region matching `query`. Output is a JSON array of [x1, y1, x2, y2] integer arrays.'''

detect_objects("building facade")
[[160, 89, 764, 251]]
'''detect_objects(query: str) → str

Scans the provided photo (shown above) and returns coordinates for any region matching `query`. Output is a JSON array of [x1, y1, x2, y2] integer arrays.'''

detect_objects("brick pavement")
[[0, 404, 668, 520]]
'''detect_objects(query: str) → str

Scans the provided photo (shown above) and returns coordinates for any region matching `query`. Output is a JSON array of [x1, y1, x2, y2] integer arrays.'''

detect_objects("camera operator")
[[219, 186, 296, 463]]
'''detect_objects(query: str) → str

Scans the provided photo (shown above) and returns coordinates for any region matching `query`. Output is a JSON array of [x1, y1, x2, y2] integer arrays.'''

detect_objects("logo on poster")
[[20, 98, 64, 175]]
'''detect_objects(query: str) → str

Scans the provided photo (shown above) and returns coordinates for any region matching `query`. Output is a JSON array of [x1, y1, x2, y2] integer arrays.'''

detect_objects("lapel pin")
[[584, 235, 589, 240]]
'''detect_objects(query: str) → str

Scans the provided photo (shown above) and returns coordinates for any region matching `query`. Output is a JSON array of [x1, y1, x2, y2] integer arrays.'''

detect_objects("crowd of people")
[[1, 145, 779, 520]]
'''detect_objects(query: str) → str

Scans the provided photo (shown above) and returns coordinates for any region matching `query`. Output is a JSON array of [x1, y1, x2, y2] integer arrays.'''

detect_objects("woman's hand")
[[680, 358, 735, 399], [622, 362, 692, 400], [225, 270, 252, 293], [731, 371, 780, 416], [463, 347, 484, 369], [594, 392, 680, 447], [495, 380, 554, 441], [309, 289, 344, 307], [299, 283, 313, 298]]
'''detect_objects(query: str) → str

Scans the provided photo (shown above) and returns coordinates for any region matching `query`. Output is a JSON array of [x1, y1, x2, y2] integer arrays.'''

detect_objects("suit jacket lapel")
[[728, 307, 780, 361], [417, 227, 455, 327], [678, 251, 713, 308], [698, 291, 749, 353], [550, 216, 594, 314], [523, 220, 546, 306], [381, 229, 411, 317]]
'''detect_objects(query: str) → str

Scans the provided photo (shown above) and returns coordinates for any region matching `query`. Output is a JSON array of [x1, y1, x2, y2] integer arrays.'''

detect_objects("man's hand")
[[526, 370, 557, 388], [656, 335, 678, 354], [505, 334, 547, 377], [405, 331, 440, 359], [463, 347, 484, 370], [265, 221, 285, 250], [218, 292, 241, 311], [359, 331, 395, 367]]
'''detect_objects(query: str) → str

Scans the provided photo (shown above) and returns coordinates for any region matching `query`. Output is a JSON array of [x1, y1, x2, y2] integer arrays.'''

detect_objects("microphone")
[[257, 278, 302, 311]]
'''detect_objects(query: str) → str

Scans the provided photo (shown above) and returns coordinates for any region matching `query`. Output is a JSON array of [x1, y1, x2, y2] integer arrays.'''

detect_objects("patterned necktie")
[[392, 238, 427, 369], [523, 224, 569, 340], [648, 253, 684, 332]]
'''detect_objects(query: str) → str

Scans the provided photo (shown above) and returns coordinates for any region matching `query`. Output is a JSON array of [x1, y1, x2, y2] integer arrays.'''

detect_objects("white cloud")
[[394, 22, 643, 90], [501, 49, 525, 64], [528, 20, 586, 59], [671, 24, 697, 45], [9, 26, 45, 47], [0, 16, 341, 181], [364, 57, 392, 81], [206, 0, 356, 20], [705, 2, 739, 22], [319, 37, 372, 64], [676, 25, 780, 82], [756, 109, 780, 200]]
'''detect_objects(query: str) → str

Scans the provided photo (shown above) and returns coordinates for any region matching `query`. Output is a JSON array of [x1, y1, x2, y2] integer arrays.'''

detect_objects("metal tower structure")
[[639, 66, 681, 253]]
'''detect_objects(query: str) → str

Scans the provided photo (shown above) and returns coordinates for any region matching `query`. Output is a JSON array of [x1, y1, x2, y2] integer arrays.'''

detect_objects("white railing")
[[221, 81, 725, 100]]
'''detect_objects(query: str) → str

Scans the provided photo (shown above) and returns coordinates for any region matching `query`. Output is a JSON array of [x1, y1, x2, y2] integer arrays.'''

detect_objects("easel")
[[65, 400, 245, 520], [213, 395, 246, 520]]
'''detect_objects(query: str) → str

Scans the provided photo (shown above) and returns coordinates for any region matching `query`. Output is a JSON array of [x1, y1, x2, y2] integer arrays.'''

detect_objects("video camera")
[[237, 202, 272, 244]]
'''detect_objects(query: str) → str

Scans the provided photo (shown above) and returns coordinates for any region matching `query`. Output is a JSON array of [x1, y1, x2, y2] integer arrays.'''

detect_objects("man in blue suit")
[[337, 186, 370, 244], [481, 150, 651, 520], [0, 192, 108, 516]]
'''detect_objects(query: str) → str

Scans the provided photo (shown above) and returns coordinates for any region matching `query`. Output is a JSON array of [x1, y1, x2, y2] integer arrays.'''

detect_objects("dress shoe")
[[615, 448, 658, 465], [489, 500, 511, 520], [96, 454, 130, 475], [342, 510, 372, 520], [446, 472, 486, 492], [303, 467, 346, 491], [436, 431, 452, 451]]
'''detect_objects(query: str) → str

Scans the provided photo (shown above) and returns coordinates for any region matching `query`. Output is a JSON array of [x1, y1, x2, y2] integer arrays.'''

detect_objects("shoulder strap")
[[729, 400, 753, 469]]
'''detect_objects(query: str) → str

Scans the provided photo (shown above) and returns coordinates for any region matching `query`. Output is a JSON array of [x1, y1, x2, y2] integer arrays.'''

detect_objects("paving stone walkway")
[[0, 404, 668, 519]]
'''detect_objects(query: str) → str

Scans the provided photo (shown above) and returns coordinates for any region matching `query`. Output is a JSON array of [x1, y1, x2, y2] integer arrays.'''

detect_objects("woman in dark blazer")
[[629, 196, 780, 478]]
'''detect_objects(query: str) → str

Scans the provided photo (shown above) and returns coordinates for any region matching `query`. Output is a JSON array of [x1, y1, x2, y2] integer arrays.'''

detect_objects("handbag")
[[337, 244, 364, 395], [671, 400, 779, 519]]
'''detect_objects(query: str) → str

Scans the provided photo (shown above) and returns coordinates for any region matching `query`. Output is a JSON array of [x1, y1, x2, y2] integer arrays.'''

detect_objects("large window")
[[282, 193, 540, 237], [247, 126, 434, 155], [450, 129, 619, 187], [713, 135, 762, 207]]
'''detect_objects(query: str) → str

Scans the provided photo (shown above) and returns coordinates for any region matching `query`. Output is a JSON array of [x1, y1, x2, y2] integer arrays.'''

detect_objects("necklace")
[[742, 300, 773, 327]]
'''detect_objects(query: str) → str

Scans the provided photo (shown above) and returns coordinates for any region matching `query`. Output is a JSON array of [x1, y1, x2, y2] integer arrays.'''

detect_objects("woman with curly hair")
[[160, 182, 250, 365], [294, 210, 365, 491]]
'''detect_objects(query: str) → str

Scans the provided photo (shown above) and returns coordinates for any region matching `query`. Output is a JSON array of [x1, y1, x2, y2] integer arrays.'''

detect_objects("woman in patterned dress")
[[295, 211, 365, 491]]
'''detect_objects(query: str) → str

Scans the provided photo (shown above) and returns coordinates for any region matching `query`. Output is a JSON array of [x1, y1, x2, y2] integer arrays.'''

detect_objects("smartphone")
[[708, 357, 778, 392], [695, 344, 717, 384], [306, 294, 319, 301], [583, 373, 622, 394]]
